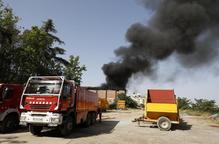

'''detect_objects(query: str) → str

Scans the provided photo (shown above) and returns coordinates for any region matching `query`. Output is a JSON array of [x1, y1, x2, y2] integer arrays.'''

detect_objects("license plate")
[[33, 117, 43, 122]]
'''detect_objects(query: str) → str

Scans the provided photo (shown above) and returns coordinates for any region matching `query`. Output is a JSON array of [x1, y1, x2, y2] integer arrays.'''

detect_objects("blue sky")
[[3, 0, 219, 103], [4, 0, 152, 86]]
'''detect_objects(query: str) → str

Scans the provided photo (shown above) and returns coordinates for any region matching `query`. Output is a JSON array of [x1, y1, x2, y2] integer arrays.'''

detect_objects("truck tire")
[[91, 113, 96, 125], [157, 116, 172, 131], [84, 113, 91, 127], [60, 116, 73, 136], [29, 125, 43, 136], [1, 114, 19, 133]]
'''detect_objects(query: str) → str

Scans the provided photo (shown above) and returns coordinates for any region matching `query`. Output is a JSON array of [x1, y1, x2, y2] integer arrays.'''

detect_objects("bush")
[[108, 93, 138, 109], [177, 97, 219, 114], [191, 99, 219, 114], [177, 97, 191, 110], [117, 93, 138, 108], [109, 102, 117, 109]]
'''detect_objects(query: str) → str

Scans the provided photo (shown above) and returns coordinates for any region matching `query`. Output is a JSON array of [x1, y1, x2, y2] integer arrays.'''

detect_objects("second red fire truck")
[[0, 84, 23, 133]]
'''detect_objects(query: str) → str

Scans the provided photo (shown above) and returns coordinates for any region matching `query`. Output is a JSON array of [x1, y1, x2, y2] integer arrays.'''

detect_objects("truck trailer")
[[19, 76, 99, 136], [0, 84, 23, 133]]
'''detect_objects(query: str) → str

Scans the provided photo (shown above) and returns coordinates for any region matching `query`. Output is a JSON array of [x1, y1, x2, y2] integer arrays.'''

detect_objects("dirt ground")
[[1, 109, 219, 144]]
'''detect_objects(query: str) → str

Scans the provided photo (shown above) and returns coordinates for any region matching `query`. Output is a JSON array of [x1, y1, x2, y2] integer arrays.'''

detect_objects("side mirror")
[[2, 87, 13, 100], [0, 89, 2, 101], [62, 85, 70, 100]]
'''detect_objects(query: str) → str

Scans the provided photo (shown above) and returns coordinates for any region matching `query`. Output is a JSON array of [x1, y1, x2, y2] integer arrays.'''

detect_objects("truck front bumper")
[[20, 111, 63, 127]]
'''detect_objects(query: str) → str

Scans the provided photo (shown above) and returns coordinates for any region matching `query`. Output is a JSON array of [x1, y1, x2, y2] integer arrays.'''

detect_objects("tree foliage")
[[0, 2, 20, 82], [177, 96, 219, 114], [177, 97, 191, 110], [191, 99, 219, 114], [0, 1, 86, 83], [17, 20, 67, 81], [109, 93, 138, 109], [117, 93, 138, 108], [64, 55, 86, 85]]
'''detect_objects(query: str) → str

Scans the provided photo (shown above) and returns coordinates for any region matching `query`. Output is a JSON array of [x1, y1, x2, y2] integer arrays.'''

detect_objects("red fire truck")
[[19, 76, 99, 136], [0, 84, 23, 133]]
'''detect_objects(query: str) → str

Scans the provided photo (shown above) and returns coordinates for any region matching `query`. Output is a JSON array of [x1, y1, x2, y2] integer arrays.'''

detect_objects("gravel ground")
[[0, 109, 219, 144]]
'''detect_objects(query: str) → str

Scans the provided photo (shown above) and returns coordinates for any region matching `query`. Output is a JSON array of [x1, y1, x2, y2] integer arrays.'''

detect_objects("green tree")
[[0, 1, 20, 83], [41, 19, 68, 68], [0, 1, 86, 84], [191, 99, 219, 113], [14, 19, 67, 82], [177, 97, 191, 110], [118, 93, 138, 108], [109, 93, 138, 109], [64, 55, 86, 85]]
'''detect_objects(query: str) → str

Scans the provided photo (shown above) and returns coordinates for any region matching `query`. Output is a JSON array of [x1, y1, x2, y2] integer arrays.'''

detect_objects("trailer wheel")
[[157, 116, 171, 131], [60, 116, 73, 136], [29, 125, 43, 136], [1, 114, 19, 133]]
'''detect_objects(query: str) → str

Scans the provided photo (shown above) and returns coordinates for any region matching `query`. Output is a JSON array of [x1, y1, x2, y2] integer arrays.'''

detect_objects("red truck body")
[[0, 84, 23, 132], [19, 76, 99, 136], [76, 87, 98, 124]]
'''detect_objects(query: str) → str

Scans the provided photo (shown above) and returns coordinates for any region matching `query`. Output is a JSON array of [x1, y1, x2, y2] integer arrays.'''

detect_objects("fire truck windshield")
[[24, 81, 61, 95]]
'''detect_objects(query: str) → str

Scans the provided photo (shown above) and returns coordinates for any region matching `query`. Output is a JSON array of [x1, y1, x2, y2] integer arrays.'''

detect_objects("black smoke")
[[102, 0, 219, 89]]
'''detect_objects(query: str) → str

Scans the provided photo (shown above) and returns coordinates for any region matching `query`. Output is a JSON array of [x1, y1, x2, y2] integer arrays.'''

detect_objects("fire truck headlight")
[[20, 115, 26, 121], [51, 118, 60, 123]]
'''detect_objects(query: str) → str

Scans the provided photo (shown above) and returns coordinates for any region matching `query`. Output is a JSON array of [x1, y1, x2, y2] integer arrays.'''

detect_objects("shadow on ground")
[[39, 120, 119, 138], [0, 126, 28, 134], [105, 110, 132, 113], [0, 126, 28, 143], [174, 120, 192, 130], [0, 136, 27, 144]]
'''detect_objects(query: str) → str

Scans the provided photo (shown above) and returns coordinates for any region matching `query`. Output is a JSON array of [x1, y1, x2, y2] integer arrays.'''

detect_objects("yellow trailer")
[[135, 89, 180, 131], [117, 100, 126, 109]]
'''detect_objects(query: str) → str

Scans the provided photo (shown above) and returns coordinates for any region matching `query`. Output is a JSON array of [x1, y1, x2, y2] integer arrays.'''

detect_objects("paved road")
[[0, 110, 219, 144]]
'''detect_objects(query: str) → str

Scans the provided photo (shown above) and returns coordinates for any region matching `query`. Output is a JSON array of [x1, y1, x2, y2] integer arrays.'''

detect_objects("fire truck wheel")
[[72, 116, 77, 129], [60, 116, 73, 136], [157, 116, 172, 131], [91, 113, 96, 125], [29, 125, 43, 136], [1, 115, 19, 133], [84, 113, 92, 127]]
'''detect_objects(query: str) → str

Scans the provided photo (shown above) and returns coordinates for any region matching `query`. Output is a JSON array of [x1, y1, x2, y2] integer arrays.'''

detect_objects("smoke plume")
[[102, 0, 219, 89]]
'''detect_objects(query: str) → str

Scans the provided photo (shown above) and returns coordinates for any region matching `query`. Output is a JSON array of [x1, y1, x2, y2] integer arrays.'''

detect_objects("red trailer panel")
[[147, 89, 176, 104]]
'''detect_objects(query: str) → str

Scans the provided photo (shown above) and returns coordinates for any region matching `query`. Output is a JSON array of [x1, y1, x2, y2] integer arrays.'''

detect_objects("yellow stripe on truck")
[[146, 103, 178, 113]]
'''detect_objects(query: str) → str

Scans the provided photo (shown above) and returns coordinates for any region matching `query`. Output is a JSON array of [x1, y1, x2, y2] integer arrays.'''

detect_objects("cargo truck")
[[19, 76, 99, 136], [134, 89, 180, 131], [0, 84, 23, 133]]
